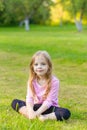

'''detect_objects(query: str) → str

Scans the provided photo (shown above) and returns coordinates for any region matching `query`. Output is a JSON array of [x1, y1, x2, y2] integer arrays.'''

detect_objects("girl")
[[11, 50, 71, 121]]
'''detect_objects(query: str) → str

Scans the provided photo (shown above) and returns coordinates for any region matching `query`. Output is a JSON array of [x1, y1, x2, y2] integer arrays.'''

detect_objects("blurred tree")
[[0, 0, 54, 30], [0, 0, 4, 11], [0, 0, 5, 25], [60, 0, 87, 31], [53, 0, 63, 26]]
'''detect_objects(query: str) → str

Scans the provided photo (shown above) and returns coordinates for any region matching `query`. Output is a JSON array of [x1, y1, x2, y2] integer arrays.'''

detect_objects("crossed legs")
[[11, 99, 71, 121]]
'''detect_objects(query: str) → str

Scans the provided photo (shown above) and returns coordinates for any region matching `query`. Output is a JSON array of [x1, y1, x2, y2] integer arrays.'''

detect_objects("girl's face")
[[33, 55, 49, 78]]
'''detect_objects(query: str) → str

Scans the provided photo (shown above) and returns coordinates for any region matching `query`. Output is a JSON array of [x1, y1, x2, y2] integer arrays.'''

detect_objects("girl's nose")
[[38, 64, 42, 68]]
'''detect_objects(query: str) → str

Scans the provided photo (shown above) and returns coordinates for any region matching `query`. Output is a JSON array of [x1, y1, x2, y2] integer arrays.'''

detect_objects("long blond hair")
[[28, 50, 52, 99]]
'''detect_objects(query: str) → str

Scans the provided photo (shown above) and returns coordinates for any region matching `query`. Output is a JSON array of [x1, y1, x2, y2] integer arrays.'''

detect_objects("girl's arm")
[[26, 82, 36, 119], [36, 79, 59, 117], [26, 102, 36, 119], [35, 103, 48, 116]]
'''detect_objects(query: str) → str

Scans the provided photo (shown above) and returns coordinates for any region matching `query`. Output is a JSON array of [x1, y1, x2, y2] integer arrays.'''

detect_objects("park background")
[[0, 0, 87, 130]]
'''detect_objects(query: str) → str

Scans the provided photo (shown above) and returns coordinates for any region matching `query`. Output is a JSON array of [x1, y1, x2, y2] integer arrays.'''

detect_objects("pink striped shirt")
[[26, 76, 60, 108]]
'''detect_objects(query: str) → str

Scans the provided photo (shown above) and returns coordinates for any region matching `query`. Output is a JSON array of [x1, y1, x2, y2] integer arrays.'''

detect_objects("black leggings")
[[11, 99, 71, 121]]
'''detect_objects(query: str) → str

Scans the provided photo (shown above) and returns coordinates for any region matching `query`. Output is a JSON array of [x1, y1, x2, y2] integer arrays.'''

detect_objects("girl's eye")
[[34, 62, 46, 66], [41, 63, 46, 65], [34, 63, 38, 66]]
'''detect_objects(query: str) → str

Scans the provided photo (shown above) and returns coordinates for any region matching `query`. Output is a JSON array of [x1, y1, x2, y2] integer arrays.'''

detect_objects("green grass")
[[0, 25, 87, 130]]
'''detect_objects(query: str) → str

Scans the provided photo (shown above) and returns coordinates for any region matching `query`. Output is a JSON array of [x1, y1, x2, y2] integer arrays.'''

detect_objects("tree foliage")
[[60, 0, 87, 18], [60, 0, 87, 31], [0, 0, 54, 26]]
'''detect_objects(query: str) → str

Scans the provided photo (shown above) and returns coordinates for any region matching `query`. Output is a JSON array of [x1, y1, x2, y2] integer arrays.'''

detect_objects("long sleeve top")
[[26, 76, 60, 108]]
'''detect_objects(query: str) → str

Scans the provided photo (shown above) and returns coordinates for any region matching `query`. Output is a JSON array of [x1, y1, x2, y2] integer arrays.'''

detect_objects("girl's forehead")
[[34, 55, 47, 62]]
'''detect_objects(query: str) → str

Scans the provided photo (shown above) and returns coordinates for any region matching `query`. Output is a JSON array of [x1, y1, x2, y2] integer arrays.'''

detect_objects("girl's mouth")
[[37, 70, 43, 72]]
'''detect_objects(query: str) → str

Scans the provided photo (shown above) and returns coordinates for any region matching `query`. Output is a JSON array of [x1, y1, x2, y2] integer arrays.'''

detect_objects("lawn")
[[0, 25, 87, 130]]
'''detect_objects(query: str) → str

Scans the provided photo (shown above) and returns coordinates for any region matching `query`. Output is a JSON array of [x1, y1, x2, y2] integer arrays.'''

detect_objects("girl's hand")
[[28, 110, 37, 119]]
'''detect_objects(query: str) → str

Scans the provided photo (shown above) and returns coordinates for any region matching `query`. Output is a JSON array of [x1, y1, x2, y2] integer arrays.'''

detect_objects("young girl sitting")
[[11, 50, 71, 121]]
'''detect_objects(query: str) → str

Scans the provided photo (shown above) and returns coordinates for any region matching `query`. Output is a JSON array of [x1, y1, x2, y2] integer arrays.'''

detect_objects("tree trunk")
[[19, 20, 24, 27], [74, 17, 82, 32], [24, 17, 29, 31], [59, 17, 63, 26]]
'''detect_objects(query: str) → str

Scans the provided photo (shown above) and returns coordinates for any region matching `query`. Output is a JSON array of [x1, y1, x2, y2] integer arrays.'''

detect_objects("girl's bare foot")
[[38, 115, 47, 121], [38, 113, 57, 121]]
